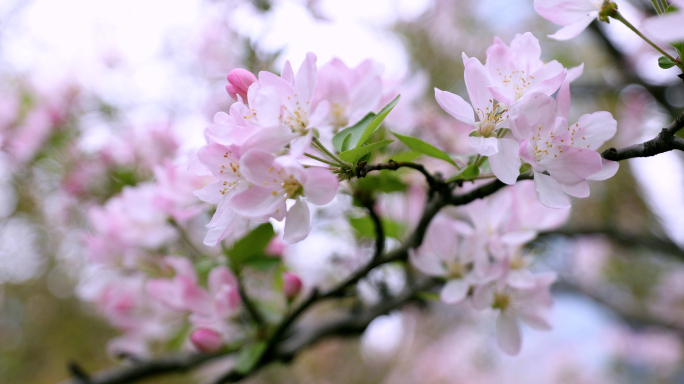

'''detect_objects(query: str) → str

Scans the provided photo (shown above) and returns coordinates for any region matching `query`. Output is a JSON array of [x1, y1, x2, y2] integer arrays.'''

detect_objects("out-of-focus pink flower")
[[643, 0, 684, 42], [472, 272, 556, 355], [225, 68, 258, 102], [190, 328, 224, 353], [534, 0, 604, 40], [282, 272, 303, 300]]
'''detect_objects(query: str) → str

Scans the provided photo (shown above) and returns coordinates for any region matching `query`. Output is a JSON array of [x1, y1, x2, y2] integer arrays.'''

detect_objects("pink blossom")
[[643, 0, 684, 42], [282, 271, 303, 300], [508, 92, 618, 208], [409, 215, 484, 304], [190, 328, 224, 353], [534, 0, 605, 40], [472, 272, 556, 355], [313, 58, 383, 130], [225, 68, 257, 102], [229, 148, 338, 243]]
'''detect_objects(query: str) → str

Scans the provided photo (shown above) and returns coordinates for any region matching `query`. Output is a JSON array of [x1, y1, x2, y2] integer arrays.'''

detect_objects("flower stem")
[[651, 0, 664, 14], [311, 137, 351, 167], [303, 153, 341, 166], [612, 11, 680, 66]]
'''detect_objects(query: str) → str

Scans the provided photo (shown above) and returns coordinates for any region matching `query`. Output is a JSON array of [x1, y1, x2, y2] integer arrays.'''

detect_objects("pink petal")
[[534, 0, 598, 26], [440, 279, 470, 304], [528, 61, 565, 97], [534, 172, 571, 208], [283, 199, 311, 243], [190, 328, 224, 353], [408, 248, 446, 276], [471, 284, 494, 310], [295, 52, 317, 102], [303, 167, 339, 205], [586, 159, 618, 181], [643, 12, 684, 42], [230, 186, 285, 217], [434, 88, 476, 126], [518, 310, 552, 330], [510, 32, 542, 75], [573, 111, 617, 150], [470, 136, 499, 156], [239, 148, 278, 185], [541, 147, 602, 183], [563, 180, 590, 198], [463, 57, 493, 114], [548, 12, 597, 40], [496, 312, 522, 355], [489, 138, 521, 185]]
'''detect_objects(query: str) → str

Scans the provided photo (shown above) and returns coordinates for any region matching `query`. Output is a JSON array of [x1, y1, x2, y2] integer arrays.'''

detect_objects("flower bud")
[[190, 328, 223, 353], [282, 272, 302, 300], [225, 68, 257, 102]]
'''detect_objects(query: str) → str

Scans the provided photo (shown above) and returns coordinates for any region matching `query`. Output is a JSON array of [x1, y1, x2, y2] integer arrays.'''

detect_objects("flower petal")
[[496, 312, 522, 355], [440, 279, 470, 304], [434, 88, 476, 126], [303, 167, 339, 205], [489, 138, 521, 185], [534, 172, 571, 208], [548, 12, 597, 40], [283, 199, 311, 243]]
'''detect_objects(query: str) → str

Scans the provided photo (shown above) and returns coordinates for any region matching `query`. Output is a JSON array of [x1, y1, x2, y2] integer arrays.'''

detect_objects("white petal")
[[440, 279, 469, 304], [496, 312, 522, 355], [470, 136, 499, 156], [283, 199, 311, 243], [586, 159, 619, 181], [489, 138, 521, 185], [534, 172, 571, 208], [548, 12, 597, 40]]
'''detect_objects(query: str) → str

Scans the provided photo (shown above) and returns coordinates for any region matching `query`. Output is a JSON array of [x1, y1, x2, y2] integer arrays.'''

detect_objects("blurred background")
[[1, 0, 684, 383]]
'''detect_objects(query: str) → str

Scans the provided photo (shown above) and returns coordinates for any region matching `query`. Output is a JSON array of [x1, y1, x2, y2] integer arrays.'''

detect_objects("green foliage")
[[338, 139, 394, 163], [332, 95, 400, 152], [446, 163, 480, 182], [234, 341, 267, 374], [349, 215, 404, 239], [392, 131, 457, 166], [658, 56, 677, 69], [356, 170, 407, 194], [224, 223, 276, 271]]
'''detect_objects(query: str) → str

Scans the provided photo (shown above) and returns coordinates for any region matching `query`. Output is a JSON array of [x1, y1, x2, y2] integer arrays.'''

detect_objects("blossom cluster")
[[410, 180, 569, 354], [193, 54, 400, 245], [435, 32, 618, 208]]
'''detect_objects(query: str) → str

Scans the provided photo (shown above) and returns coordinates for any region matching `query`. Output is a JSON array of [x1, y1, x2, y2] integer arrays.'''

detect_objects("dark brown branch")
[[59, 353, 221, 384], [364, 200, 385, 262], [602, 112, 684, 161], [358, 160, 439, 189]]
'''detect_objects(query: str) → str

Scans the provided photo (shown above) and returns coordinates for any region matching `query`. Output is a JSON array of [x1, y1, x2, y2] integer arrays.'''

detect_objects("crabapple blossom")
[[229, 148, 338, 243], [225, 68, 257, 102], [534, 0, 606, 40], [507, 92, 618, 208], [282, 271, 303, 300], [472, 272, 556, 355], [435, 33, 567, 180], [190, 328, 224, 353]]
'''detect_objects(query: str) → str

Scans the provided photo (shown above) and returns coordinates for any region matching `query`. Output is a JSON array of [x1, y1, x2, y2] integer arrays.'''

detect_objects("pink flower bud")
[[190, 328, 223, 353], [225, 68, 257, 102], [282, 272, 302, 300], [266, 236, 286, 257]]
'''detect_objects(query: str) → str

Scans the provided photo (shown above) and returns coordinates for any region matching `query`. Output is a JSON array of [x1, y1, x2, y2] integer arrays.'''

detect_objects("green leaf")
[[338, 139, 394, 163], [658, 56, 677, 69], [357, 95, 401, 146], [392, 132, 457, 166], [357, 170, 407, 194], [349, 216, 404, 239], [225, 223, 275, 270], [332, 113, 376, 152], [386, 151, 422, 163], [341, 132, 352, 152], [234, 341, 267, 374], [243, 256, 281, 271], [446, 164, 480, 182]]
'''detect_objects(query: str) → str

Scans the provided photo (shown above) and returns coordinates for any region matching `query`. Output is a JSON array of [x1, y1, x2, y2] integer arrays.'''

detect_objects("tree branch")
[[602, 111, 684, 161]]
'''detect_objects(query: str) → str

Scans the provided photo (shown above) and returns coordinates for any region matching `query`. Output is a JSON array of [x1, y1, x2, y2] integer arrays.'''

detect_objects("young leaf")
[[332, 113, 376, 152], [349, 216, 404, 239], [341, 132, 352, 152], [446, 164, 480, 182], [392, 132, 457, 166], [338, 139, 394, 163], [357, 95, 401, 146], [225, 223, 275, 270], [234, 341, 267, 374], [658, 56, 677, 69]]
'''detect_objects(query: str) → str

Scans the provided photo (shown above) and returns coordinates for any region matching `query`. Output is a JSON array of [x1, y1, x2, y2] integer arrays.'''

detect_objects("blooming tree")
[[2, 0, 684, 383]]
